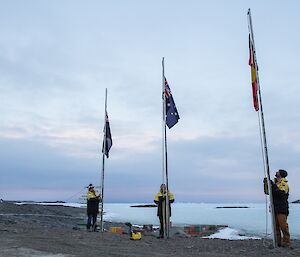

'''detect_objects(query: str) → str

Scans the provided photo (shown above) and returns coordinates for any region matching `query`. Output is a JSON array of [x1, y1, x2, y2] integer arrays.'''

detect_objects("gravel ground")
[[0, 202, 299, 257]]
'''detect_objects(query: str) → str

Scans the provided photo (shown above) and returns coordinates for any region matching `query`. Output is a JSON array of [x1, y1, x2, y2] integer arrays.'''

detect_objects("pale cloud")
[[1, 0, 300, 202]]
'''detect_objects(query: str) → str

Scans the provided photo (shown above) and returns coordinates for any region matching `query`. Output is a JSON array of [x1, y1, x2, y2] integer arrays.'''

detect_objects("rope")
[[262, 194, 273, 247], [64, 187, 86, 202], [257, 111, 272, 248], [265, 195, 268, 236]]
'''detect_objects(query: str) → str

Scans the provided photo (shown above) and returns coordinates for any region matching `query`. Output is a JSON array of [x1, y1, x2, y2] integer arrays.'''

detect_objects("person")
[[154, 184, 175, 238], [264, 169, 290, 247], [86, 184, 101, 232]]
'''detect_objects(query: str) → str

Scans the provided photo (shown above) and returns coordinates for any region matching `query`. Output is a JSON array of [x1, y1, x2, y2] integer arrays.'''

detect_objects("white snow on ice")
[[204, 227, 260, 240]]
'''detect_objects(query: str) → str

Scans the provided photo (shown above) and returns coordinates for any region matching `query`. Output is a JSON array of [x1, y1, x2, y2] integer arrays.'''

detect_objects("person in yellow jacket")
[[154, 184, 174, 238], [264, 169, 290, 247], [86, 184, 101, 231]]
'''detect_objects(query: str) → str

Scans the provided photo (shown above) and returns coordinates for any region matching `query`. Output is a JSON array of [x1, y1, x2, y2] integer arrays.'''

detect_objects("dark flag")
[[102, 111, 112, 158], [164, 77, 180, 129]]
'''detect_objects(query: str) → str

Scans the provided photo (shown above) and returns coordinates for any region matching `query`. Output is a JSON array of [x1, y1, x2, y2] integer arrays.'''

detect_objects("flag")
[[102, 111, 112, 158], [164, 77, 180, 129], [248, 34, 259, 111]]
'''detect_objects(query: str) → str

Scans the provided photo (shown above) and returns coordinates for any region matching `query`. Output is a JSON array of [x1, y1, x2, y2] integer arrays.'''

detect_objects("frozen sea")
[[20, 202, 300, 239], [102, 202, 300, 239]]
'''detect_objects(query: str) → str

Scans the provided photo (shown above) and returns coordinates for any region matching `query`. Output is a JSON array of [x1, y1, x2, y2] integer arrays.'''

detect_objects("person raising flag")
[[86, 184, 101, 232]]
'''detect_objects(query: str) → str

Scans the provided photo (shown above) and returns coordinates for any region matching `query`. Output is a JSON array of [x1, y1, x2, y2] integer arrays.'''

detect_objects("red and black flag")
[[248, 34, 259, 111]]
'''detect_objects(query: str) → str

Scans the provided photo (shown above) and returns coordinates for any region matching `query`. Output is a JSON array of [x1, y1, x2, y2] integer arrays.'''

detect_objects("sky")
[[0, 0, 300, 203]]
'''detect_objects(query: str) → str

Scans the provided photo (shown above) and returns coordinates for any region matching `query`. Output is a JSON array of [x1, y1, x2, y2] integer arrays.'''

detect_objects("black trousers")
[[159, 216, 164, 236], [87, 214, 97, 230]]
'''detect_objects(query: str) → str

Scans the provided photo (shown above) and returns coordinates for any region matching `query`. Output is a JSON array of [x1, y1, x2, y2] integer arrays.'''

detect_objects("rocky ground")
[[0, 202, 299, 257]]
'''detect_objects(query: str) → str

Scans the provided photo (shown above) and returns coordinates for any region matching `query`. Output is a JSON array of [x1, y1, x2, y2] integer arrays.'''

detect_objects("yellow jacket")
[[87, 191, 98, 200], [275, 178, 289, 194], [154, 191, 175, 217], [154, 191, 174, 202], [273, 178, 289, 215]]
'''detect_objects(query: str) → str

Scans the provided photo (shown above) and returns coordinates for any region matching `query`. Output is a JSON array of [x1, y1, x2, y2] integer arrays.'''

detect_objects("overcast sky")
[[1, 0, 300, 203]]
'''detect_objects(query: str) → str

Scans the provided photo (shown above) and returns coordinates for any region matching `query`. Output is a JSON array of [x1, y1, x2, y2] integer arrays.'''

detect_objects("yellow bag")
[[130, 232, 142, 240]]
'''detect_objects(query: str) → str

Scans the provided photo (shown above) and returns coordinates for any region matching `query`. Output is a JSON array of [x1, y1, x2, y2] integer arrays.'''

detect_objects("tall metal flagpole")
[[100, 88, 108, 232], [247, 9, 277, 248], [162, 57, 170, 238], [162, 58, 166, 185]]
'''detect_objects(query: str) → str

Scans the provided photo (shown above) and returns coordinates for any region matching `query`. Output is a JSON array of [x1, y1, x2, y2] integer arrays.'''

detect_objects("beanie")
[[279, 169, 288, 178]]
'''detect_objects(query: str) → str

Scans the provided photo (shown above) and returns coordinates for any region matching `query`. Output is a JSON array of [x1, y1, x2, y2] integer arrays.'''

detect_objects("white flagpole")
[[247, 9, 277, 248], [100, 88, 108, 232], [162, 57, 170, 238]]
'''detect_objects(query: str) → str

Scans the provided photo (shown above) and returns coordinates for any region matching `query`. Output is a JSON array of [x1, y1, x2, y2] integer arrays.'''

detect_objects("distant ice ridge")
[[16, 202, 85, 208]]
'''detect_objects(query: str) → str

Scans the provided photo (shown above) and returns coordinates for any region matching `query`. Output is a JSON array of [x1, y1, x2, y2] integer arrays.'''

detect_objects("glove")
[[263, 177, 269, 195]]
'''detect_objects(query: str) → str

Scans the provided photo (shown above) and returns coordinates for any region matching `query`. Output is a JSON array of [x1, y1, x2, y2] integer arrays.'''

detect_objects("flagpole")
[[162, 57, 170, 238], [100, 88, 108, 232], [247, 8, 277, 248], [162, 58, 166, 185]]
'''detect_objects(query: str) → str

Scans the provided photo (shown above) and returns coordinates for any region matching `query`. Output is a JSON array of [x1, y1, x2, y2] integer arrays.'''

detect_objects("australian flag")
[[102, 111, 112, 158], [164, 77, 180, 129]]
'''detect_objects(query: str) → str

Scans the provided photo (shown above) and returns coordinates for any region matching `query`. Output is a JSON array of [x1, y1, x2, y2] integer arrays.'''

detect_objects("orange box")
[[110, 227, 124, 234]]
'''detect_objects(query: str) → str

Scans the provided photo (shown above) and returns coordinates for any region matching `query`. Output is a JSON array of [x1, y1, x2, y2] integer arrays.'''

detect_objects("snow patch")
[[204, 227, 260, 240]]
